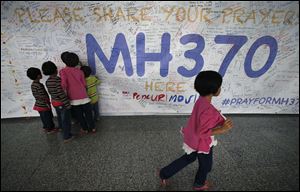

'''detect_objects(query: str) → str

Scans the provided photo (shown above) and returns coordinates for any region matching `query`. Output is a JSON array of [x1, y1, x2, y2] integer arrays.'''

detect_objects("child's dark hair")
[[27, 67, 42, 80], [80, 66, 92, 78], [62, 52, 79, 67], [42, 61, 57, 76], [61, 51, 69, 64], [194, 71, 223, 96]]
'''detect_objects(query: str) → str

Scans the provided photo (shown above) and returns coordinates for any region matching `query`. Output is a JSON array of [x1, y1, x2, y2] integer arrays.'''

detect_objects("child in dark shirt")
[[26, 67, 57, 133], [42, 61, 73, 143]]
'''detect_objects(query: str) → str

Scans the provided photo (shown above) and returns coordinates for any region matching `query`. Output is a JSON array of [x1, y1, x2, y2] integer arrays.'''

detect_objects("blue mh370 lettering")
[[86, 33, 277, 78]]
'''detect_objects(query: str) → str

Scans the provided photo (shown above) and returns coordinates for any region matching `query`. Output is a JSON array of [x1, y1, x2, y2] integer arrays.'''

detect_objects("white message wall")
[[1, 1, 299, 118]]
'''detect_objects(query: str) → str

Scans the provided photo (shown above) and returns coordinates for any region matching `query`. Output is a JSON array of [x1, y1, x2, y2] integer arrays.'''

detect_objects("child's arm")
[[211, 118, 233, 135], [56, 77, 71, 109]]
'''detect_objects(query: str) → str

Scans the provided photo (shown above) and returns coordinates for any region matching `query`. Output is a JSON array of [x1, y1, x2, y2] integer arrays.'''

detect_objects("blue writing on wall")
[[168, 94, 198, 104], [244, 36, 278, 78], [214, 35, 248, 77], [178, 34, 205, 77], [86, 33, 133, 76], [86, 33, 278, 78], [136, 32, 173, 77]]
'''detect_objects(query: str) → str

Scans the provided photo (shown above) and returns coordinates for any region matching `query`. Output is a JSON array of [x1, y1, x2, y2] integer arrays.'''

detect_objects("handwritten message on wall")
[[1, 1, 299, 118]]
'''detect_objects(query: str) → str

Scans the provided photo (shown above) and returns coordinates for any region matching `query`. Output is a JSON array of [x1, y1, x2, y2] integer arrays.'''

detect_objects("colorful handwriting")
[[144, 81, 186, 92], [14, 6, 298, 25]]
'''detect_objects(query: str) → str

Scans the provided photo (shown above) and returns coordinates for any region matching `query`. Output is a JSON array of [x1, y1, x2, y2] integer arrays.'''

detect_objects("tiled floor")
[[1, 115, 299, 191]]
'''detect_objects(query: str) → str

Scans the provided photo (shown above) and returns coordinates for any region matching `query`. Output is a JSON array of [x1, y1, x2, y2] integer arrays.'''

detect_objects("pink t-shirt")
[[182, 97, 225, 154], [59, 67, 88, 101]]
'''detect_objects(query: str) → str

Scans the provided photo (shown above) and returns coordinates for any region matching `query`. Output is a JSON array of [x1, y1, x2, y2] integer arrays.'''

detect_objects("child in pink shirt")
[[60, 52, 95, 134], [158, 71, 233, 191]]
